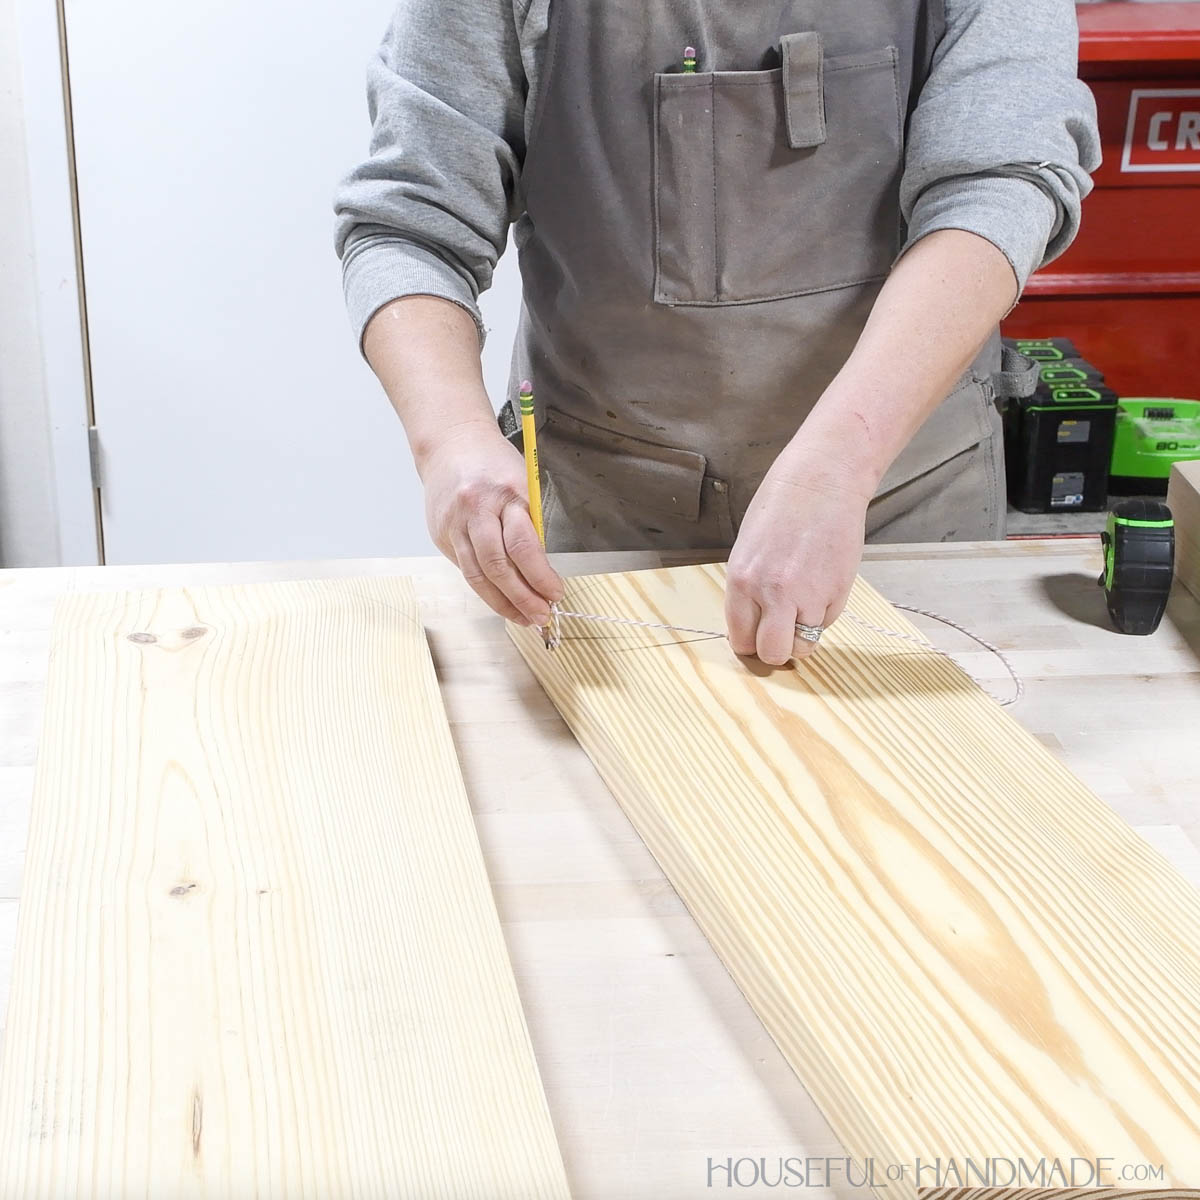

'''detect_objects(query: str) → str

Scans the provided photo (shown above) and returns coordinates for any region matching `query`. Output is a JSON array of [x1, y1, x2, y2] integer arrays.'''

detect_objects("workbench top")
[[1, 540, 1198, 1199]]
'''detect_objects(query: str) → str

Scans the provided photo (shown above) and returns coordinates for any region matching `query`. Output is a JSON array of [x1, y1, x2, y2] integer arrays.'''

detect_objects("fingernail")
[[530, 611, 551, 628]]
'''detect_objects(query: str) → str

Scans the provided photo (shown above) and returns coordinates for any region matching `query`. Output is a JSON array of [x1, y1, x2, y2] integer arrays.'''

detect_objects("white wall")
[[480, 250, 524, 415], [0, 0, 60, 567], [3, 0, 523, 570], [43, 0, 525, 566]]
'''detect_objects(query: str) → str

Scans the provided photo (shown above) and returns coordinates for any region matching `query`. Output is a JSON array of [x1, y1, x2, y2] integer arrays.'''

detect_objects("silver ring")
[[795, 622, 824, 644]]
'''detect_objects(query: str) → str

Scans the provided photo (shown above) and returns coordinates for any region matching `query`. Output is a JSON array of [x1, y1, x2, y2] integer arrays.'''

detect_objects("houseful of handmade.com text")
[[705, 1155, 1167, 1189]]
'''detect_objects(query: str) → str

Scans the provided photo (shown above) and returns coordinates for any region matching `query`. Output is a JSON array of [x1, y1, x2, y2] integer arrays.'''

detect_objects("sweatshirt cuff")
[[342, 234, 486, 353], [900, 173, 1059, 299]]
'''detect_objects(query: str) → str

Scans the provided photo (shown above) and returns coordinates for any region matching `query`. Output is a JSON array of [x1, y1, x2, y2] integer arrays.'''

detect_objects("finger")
[[823, 593, 849, 630], [467, 513, 553, 627], [452, 534, 527, 624], [724, 586, 761, 658], [501, 502, 564, 605], [756, 602, 799, 667], [790, 603, 829, 662]]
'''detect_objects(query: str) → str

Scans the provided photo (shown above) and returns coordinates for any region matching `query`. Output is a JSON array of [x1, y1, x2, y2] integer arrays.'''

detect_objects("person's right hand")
[[420, 422, 563, 626]]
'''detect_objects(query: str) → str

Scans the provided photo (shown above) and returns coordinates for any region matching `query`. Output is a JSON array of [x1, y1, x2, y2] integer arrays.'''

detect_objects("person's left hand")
[[725, 443, 873, 666]]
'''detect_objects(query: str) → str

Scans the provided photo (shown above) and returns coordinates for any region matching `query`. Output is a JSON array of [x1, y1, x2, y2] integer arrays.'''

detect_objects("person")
[[335, 0, 1099, 666]]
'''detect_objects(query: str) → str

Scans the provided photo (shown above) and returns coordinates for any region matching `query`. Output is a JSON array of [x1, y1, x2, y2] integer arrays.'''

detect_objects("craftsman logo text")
[[1122, 89, 1200, 172]]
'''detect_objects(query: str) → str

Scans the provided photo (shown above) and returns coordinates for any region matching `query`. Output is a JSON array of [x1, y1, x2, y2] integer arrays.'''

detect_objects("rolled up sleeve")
[[334, 0, 528, 348], [899, 0, 1102, 295]]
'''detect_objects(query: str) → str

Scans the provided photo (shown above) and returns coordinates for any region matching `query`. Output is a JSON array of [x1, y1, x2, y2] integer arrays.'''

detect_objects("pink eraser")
[[685, 46, 696, 56], [520, 379, 533, 393]]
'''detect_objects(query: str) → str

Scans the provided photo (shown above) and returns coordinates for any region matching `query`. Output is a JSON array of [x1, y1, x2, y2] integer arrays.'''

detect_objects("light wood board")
[[509, 563, 1200, 1198], [921, 1192, 1199, 1200], [0, 577, 570, 1199], [1169, 460, 1200, 604]]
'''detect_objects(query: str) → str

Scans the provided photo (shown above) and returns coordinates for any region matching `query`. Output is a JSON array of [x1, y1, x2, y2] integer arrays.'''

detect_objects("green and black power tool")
[[1098, 499, 1175, 635]]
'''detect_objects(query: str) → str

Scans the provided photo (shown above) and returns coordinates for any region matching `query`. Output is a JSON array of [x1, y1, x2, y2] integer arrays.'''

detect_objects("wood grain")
[[510, 563, 1200, 1199], [921, 1192, 1199, 1200], [0, 577, 570, 1199], [1168, 460, 1200, 604], [921, 1190, 1195, 1200]]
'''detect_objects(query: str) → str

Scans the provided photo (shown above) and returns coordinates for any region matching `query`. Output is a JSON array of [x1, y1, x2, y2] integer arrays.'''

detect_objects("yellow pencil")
[[519, 380, 558, 649], [519, 380, 546, 547]]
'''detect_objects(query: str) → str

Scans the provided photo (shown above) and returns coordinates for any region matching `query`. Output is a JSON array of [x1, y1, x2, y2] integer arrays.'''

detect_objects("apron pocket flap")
[[992, 344, 1040, 402], [542, 408, 707, 521], [781, 32, 826, 149], [878, 375, 994, 496]]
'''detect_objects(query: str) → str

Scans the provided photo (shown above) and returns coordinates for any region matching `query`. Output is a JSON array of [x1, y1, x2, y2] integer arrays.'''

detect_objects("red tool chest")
[[1001, 3, 1200, 401]]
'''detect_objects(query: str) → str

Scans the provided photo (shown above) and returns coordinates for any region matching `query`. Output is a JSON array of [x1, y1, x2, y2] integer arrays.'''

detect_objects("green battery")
[[1011, 337, 1082, 363], [1004, 356, 1118, 513], [1110, 398, 1200, 495]]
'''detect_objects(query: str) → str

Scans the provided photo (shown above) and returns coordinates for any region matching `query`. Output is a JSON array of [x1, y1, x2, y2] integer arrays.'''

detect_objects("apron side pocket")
[[542, 408, 709, 521], [877, 374, 996, 498]]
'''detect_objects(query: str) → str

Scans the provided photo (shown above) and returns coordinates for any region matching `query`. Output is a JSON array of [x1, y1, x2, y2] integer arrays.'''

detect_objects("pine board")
[[509, 563, 1200, 1198], [921, 1191, 1199, 1200], [0, 577, 570, 1200], [1168, 460, 1200, 604]]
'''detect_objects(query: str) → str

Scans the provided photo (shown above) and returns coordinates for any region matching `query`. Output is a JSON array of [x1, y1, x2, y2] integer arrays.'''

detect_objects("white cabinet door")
[[65, 0, 521, 564]]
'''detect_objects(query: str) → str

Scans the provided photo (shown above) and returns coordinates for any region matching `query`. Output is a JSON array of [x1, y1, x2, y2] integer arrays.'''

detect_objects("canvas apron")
[[504, 0, 1036, 552]]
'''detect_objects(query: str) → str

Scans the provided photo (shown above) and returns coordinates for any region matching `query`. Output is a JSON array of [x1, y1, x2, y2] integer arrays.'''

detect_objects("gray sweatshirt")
[[334, 0, 1101, 346]]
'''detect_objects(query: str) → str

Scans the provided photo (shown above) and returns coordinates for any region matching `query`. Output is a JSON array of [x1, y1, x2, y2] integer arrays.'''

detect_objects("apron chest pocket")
[[653, 39, 903, 307]]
